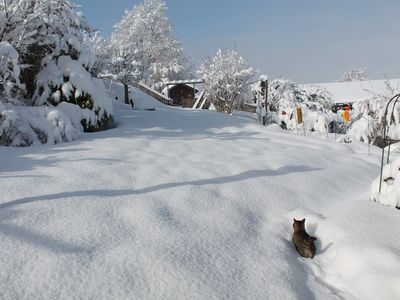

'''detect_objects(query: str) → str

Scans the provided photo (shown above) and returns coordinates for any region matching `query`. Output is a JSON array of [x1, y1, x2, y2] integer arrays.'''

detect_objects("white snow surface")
[[301, 78, 400, 103], [1, 92, 400, 299]]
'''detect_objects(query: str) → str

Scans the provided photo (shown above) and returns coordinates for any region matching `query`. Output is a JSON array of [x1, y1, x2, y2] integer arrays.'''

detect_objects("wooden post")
[[264, 79, 269, 125]]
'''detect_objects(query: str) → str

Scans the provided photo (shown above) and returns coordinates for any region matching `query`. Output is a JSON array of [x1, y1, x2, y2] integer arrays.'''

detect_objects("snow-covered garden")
[[1, 0, 400, 299]]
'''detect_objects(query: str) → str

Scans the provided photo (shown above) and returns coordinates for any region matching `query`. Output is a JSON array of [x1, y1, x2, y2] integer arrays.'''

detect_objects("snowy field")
[[1, 91, 400, 299]]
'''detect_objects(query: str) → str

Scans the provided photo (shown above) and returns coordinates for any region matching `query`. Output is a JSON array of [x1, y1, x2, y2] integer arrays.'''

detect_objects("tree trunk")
[[123, 83, 129, 105]]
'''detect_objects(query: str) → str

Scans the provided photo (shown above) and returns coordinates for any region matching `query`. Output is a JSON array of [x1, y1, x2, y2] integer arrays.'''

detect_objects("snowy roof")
[[301, 78, 400, 103], [164, 79, 204, 85], [162, 83, 203, 96]]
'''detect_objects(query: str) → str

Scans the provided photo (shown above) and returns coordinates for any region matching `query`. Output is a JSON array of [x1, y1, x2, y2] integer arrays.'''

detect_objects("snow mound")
[[107, 80, 170, 110], [370, 157, 400, 208], [0, 103, 93, 146]]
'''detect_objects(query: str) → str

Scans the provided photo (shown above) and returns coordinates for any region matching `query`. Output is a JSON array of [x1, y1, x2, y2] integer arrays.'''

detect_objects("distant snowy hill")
[[301, 78, 400, 103]]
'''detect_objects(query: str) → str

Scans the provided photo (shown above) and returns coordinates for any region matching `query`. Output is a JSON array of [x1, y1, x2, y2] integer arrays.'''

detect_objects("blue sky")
[[74, 0, 400, 83]]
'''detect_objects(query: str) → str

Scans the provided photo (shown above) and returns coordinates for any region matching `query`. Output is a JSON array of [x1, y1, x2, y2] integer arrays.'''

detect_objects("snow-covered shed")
[[163, 79, 203, 107]]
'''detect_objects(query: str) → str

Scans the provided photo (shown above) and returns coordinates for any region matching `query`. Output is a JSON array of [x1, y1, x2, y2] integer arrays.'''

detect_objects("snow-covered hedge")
[[0, 102, 96, 146], [370, 157, 400, 208]]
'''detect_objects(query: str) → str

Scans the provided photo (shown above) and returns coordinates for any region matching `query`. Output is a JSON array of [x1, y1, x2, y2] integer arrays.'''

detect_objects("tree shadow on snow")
[[0, 165, 321, 210], [0, 209, 93, 254]]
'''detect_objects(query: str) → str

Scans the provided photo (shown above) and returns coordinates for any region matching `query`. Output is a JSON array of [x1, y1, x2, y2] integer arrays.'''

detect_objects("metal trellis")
[[378, 94, 400, 193]]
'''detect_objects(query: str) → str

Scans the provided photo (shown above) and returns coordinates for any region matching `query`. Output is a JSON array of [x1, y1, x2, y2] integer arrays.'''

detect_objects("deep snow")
[[0, 90, 399, 299], [301, 78, 400, 103]]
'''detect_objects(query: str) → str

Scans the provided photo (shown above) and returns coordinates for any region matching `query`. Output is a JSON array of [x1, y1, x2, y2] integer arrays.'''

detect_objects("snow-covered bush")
[[199, 49, 256, 114], [34, 54, 112, 131], [0, 0, 113, 146], [251, 77, 334, 131], [251, 74, 267, 104], [0, 102, 90, 146], [276, 106, 333, 133], [347, 79, 400, 146], [0, 42, 23, 103], [348, 116, 374, 143], [370, 157, 400, 209], [267, 79, 332, 113]]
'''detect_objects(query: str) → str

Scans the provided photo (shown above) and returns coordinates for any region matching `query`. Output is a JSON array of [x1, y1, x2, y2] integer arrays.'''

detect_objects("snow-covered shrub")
[[267, 79, 332, 113], [304, 111, 332, 133], [0, 103, 90, 146], [370, 157, 400, 208], [199, 49, 256, 114], [34, 54, 113, 131], [277, 106, 333, 133], [348, 116, 374, 143], [251, 74, 268, 106], [347, 79, 400, 146], [0, 42, 23, 103], [0, 0, 113, 139], [252, 77, 334, 131]]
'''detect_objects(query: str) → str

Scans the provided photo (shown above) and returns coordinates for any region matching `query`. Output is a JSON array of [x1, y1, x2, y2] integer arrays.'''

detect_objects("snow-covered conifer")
[[0, 0, 113, 146]]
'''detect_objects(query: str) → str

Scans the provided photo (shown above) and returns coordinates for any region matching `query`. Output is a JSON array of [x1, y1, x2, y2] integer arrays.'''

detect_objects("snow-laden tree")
[[141, 0, 185, 89], [0, 41, 22, 103], [29, 1, 112, 131], [0, 0, 113, 146], [83, 31, 109, 77], [109, 0, 185, 104], [0, 0, 91, 98], [339, 69, 368, 82], [199, 49, 256, 114]]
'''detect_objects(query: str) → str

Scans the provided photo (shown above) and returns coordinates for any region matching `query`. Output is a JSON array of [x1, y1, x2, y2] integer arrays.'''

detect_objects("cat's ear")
[[301, 218, 305, 223]]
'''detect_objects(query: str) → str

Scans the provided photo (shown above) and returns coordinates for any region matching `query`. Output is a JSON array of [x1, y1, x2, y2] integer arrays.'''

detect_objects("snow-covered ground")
[[301, 78, 400, 103], [1, 91, 399, 299]]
